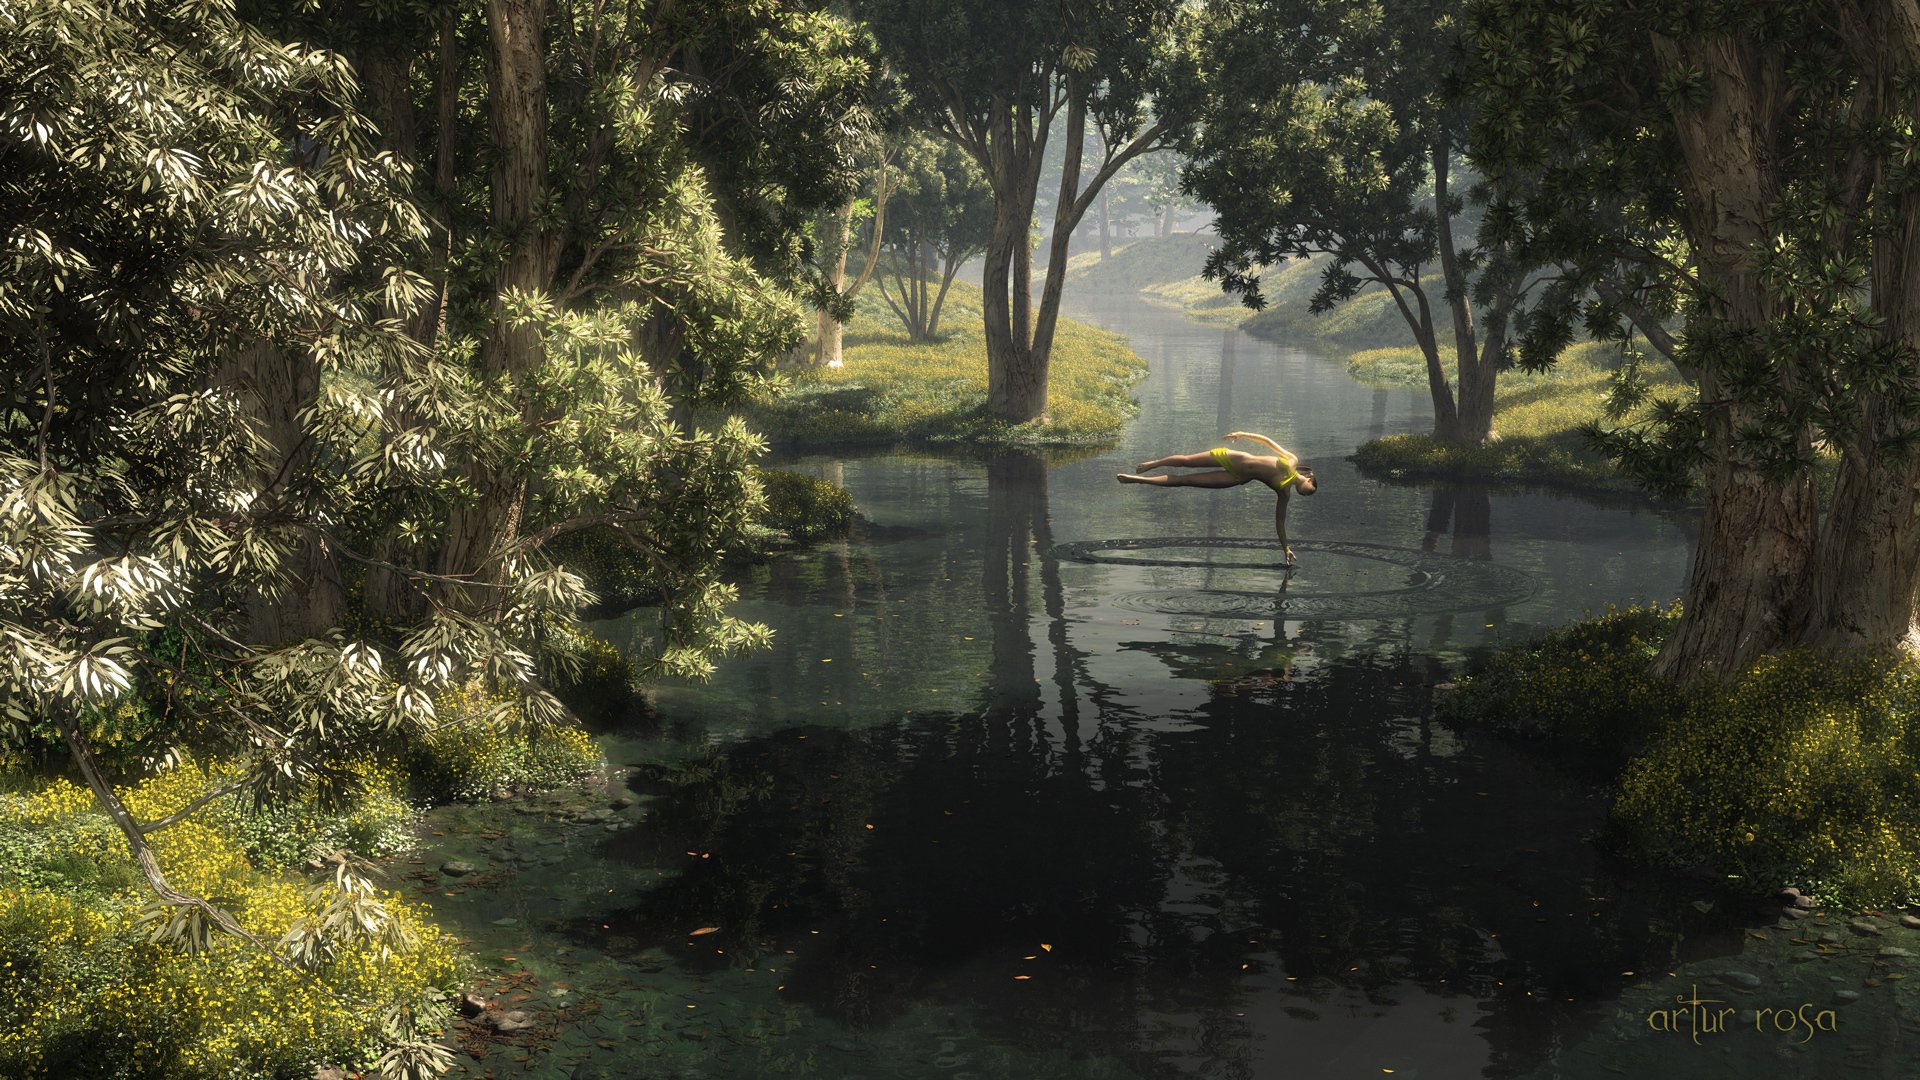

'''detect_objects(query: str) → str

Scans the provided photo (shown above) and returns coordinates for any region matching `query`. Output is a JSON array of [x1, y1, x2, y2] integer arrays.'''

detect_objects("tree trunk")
[[983, 185, 1044, 421], [816, 306, 843, 367], [1800, 12, 1920, 652], [927, 254, 960, 338], [1647, 32, 1817, 681], [1429, 146, 1495, 447], [813, 199, 854, 367], [1159, 203, 1172, 238], [1804, 451, 1920, 651], [440, 0, 555, 583], [1099, 186, 1111, 260], [226, 340, 342, 645]]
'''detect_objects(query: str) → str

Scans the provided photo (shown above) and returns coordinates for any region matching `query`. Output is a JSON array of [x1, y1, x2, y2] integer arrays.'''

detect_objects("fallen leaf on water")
[[690, 927, 719, 936], [1040, 944, 1052, 952], [1013, 975, 1031, 981]]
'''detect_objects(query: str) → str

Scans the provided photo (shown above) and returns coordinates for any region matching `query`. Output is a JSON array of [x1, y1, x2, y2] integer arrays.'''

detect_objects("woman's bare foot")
[[1136, 459, 1161, 472], [1117, 473, 1147, 483]]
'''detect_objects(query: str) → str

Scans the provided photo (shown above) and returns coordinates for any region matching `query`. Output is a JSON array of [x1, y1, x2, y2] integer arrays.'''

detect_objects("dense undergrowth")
[[550, 467, 857, 613], [0, 678, 605, 1079], [742, 277, 1148, 447], [1445, 604, 1920, 908]]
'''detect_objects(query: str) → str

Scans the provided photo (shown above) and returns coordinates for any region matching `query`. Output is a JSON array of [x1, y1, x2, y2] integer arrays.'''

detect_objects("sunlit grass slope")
[[745, 276, 1147, 447]]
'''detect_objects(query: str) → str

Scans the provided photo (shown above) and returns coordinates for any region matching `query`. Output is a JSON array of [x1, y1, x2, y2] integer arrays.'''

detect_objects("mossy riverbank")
[[1444, 604, 1920, 912], [0, 682, 611, 1079]]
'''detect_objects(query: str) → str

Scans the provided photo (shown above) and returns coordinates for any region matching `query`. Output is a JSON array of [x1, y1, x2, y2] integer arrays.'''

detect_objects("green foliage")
[[1443, 604, 1683, 758], [1616, 649, 1920, 907], [756, 469, 856, 542], [0, 764, 463, 1080], [406, 686, 602, 803], [747, 280, 1147, 447]]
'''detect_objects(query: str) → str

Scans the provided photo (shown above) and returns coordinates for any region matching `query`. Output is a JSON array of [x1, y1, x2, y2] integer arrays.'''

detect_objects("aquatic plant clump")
[[1442, 603, 1682, 757], [407, 686, 604, 803], [1451, 606, 1920, 907], [756, 468, 857, 542]]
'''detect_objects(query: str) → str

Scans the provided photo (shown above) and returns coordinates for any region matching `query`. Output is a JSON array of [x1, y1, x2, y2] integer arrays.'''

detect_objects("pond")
[[409, 295, 1920, 1079]]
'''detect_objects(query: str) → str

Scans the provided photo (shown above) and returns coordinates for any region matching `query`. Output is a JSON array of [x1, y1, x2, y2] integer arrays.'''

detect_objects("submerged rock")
[[440, 860, 477, 877], [1716, 971, 1763, 990], [458, 991, 489, 1017], [1848, 919, 1884, 937], [483, 1009, 539, 1033]]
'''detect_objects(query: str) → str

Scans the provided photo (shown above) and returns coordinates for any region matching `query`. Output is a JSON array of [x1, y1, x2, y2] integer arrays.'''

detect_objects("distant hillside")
[[1058, 233, 1219, 295]]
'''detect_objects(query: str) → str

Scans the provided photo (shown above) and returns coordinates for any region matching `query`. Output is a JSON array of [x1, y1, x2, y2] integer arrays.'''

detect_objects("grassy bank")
[[743, 277, 1147, 448], [1348, 342, 1690, 492], [1072, 238, 1687, 494], [1445, 605, 1920, 910]]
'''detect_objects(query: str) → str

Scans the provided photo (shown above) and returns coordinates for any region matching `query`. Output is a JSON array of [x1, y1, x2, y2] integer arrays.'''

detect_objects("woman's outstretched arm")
[[1273, 488, 1295, 565], [1226, 431, 1296, 463]]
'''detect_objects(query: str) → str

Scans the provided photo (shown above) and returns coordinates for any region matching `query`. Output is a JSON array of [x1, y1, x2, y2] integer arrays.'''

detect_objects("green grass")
[[743, 276, 1148, 448], [1058, 233, 1219, 295], [1141, 252, 1429, 350], [1349, 342, 1690, 492]]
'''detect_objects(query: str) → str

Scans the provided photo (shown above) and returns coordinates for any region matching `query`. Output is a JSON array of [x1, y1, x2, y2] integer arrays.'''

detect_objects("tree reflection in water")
[[572, 452, 1726, 1080]]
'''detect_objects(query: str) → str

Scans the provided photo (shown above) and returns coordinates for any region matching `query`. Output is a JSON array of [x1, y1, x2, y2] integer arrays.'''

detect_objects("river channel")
[[409, 294, 1918, 1079]]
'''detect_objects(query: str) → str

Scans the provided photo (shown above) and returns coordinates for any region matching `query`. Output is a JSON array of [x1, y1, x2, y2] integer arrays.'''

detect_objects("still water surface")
[[417, 296, 1917, 1079]]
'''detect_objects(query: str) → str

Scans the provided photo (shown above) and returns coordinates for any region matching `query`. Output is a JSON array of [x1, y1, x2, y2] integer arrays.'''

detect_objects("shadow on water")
[[565, 451, 1759, 1080], [418, 296, 1919, 1079]]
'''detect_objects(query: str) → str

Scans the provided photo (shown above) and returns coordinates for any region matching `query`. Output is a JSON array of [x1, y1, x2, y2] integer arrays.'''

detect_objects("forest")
[[5, 1, 1920, 1078]]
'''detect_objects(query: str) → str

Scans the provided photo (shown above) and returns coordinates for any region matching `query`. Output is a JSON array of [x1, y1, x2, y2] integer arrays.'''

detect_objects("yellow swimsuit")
[[1211, 447, 1300, 492]]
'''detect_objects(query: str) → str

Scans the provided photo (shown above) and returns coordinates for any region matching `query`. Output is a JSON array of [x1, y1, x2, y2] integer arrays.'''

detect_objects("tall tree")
[[0, 3, 478, 1070], [864, 0, 1188, 422], [260, 1, 876, 667], [1175, 0, 1528, 446], [1467, 0, 1920, 679]]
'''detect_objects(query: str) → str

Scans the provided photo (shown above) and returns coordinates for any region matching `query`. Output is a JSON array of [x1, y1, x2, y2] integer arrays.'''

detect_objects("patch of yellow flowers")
[[1618, 648, 1920, 906], [0, 761, 464, 1079]]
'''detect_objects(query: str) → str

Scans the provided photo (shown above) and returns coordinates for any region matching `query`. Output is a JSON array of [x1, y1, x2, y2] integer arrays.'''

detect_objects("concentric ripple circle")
[[1052, 537, 1537, 620]]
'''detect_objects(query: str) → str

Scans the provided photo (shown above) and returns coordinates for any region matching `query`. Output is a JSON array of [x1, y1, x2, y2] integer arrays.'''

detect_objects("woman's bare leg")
[[1136, 451, 1220, 472], [1117, 470, 1243, 487]]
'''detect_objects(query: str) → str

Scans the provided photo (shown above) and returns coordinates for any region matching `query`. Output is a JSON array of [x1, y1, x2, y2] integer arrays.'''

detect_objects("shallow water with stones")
[[391, 294, 1920, 1079]]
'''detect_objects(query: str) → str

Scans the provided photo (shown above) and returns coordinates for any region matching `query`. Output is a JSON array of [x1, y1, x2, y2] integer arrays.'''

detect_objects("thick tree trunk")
[[983, 186, 1045, 421], [226, 340, 342, 645], [440, 0, 555, 583], [1801, 11, 1920, 652], [1647, 32, 1817, 681], [1804, 453, 1920, 651], [1651, 424, 1816, 680]]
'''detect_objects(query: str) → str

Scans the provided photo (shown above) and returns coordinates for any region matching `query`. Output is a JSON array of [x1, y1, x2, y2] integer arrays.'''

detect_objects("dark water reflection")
[[510, 298, 1907, 1078]]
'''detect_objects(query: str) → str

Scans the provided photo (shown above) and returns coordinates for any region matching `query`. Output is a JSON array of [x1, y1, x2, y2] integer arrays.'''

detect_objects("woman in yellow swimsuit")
[[1116, 431, 1318, 565]]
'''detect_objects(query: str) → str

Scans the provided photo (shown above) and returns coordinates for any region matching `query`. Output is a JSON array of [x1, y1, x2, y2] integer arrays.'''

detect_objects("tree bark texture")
[[1647, 31, 1817, 681], [440, 0, 557, 583]]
